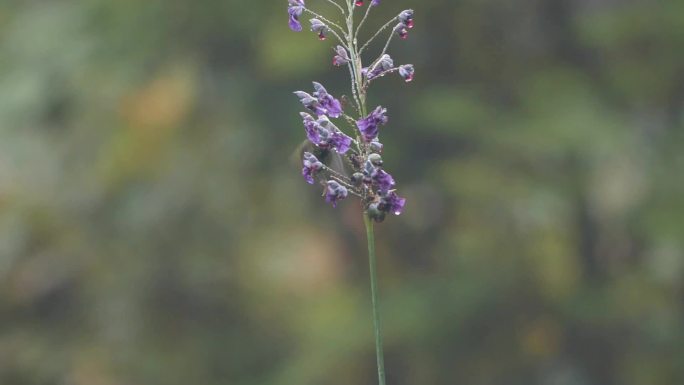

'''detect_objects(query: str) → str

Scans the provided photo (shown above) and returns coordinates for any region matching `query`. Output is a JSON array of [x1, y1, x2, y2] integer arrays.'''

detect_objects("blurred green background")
[[1, 0, 683, 384]]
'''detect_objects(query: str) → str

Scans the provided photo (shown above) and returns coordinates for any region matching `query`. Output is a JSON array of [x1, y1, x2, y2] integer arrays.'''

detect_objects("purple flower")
[[330, 132, 352, 154], [301, 112, 321, 143], [302, 152, 323, 184], [357, 106, 388, 142], [301, 113, 352, 154], [398, 9, 414, 29], [366, 55, 394, 80], [325, 180, 348, 207], [318, 116, 352, 153], [379, 191, 406, 215], [361, 159, 395, 194], [312, 82, 343, 118], [372, 169, 395, 194], [294, 91, 327, 116], [371, 0, 381, 6], [288, 0, 305, 32], [333, 45, 350, 66], [398, 64, 414, 82], [310, 18, 328, 40]]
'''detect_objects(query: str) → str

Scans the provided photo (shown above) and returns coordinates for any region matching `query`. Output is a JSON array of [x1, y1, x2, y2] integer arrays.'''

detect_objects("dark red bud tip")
[[318, 33, 326, 40], [355, 0, 364, 6], [405, 75, 413, 82], [406, 20, 414, 29]]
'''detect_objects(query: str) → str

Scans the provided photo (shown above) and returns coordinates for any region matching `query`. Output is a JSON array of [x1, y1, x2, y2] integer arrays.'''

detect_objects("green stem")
[[364, 213, 386, 385]]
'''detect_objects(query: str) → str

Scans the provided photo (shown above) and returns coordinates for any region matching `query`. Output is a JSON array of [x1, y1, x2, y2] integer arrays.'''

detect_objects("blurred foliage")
[[1, 0, 683, 384]]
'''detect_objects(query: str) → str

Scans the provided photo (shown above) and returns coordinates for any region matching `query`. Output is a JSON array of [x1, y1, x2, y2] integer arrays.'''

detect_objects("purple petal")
[[321, 95, 342, 118], [302, 167, 314, 184], [289, 16, 302, 31], [382, 191, 406, 215], [288, 5, 304, 32], [356, 106, 388, 142], [312, 82, 343, 118], [301, 113, 321, 144], [373, 169, 395, 194], [331, 132, 352, 154]]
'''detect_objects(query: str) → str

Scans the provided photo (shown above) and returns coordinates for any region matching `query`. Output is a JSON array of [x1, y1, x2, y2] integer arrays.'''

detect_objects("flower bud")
[[368, 153, 383, 167], [310, 18, 328, 40], [367, 202, 386, 223], [370, 139, 384, 153], [351, 172, 365, 186], [394, 23, 409, 39], [398, 64, 414, 82], [398, 9, 414, 29], [333, 45, 351, 66], [366, 55, 394, 80]]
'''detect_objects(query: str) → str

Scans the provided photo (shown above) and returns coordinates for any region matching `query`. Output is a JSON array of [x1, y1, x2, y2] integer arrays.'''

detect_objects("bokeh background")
[[1, 0, 683, 384]]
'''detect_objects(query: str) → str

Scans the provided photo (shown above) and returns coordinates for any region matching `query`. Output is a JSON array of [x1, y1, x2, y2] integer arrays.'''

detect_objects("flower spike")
[[287, 1, 415, 383]]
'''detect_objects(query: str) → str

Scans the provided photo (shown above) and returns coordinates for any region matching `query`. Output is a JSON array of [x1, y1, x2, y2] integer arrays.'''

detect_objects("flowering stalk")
[[287, 1, 414, 383]]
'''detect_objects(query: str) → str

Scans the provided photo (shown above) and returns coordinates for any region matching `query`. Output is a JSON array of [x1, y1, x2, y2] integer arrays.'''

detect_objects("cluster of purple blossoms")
[[394, 9, 414, 39], [288, 0, 412, 222]]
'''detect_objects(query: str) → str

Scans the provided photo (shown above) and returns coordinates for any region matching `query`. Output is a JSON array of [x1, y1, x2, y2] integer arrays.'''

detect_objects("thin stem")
[[347, 62, 362, 113], [378, 29, 395, 59], [345, 0, 364, 117], [354, 3, 374, 41], [323, 164, 351, 182], [302, 8, 346, 36], [324, 0, 346, 15], [364, 213, 386, 385], [359, 17, 397, 53], [342, 113, 359, 126], [364, 67, 401, 90]]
